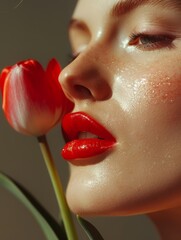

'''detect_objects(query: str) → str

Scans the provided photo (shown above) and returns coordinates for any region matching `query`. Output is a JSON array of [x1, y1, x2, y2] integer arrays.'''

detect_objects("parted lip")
[[61, 111, 116, 142], [61, 112, 116, 161]]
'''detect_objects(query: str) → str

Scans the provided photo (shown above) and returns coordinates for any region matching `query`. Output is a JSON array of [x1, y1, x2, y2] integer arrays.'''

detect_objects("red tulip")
[[0, 59, 73, 136]]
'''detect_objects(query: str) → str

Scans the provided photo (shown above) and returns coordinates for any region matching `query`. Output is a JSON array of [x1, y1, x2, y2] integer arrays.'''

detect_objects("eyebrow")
[[110, 0, 181, 17]]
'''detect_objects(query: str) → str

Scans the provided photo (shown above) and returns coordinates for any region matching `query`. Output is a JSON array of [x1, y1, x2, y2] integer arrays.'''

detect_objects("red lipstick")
[[61, 112, 116, 160]]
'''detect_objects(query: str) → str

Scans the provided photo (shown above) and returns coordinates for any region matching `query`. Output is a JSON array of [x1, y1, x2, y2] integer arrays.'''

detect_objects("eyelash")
[[68, 53, 79, 63], [128, 32, 176, 51]]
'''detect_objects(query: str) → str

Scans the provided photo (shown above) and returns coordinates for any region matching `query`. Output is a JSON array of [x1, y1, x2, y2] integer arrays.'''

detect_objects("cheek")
[[118, 62, 181, 122], [124, 66, 181, 140], [124, 70, 181, 106], [146, 74, 181, 105], [134, 66, 181, 131], [113, 54, 181, 105], [139, 55, 181, 102]]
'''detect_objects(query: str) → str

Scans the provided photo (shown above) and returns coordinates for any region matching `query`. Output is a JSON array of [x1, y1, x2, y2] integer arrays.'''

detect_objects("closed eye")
[[128, 33, 176, 51]]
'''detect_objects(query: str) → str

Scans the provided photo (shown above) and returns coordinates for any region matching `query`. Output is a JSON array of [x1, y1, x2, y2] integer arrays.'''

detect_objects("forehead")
[[73, 0, 181, 17], [71, 0, 181, 35], [72, 0, 120, 33], [73, 0, 115, 19]]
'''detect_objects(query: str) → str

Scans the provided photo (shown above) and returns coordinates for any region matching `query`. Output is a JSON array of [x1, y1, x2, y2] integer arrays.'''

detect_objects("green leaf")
[[0, 172, 67, 240], [77, 216, 104, 240]]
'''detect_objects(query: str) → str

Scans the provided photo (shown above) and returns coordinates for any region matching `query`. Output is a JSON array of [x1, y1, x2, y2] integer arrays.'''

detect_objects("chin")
[[66, 176, 181, 217], [66, 178, 144, 217], [66, 181, 105, 216], [65, 179, 122, 216]]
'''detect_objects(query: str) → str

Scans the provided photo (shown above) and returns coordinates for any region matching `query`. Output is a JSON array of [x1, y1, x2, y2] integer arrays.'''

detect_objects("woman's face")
[[59, 0, 181, 216]]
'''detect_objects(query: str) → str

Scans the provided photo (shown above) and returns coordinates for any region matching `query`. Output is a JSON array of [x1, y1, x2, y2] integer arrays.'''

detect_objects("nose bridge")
[[79, 42, 107, 66], [60, 43, 112, 102]]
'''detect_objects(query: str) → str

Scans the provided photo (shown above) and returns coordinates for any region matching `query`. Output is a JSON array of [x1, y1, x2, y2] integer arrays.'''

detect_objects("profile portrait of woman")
[[0, 0, 181, 239], [59, 0, 181, 239]]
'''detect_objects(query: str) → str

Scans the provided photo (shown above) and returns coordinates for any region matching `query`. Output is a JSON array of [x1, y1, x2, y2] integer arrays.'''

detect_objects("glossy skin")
[[59, 0, 181, 220]]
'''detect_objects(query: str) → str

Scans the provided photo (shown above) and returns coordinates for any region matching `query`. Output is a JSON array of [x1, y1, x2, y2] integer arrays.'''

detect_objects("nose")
[[59, 48, 112, 102]]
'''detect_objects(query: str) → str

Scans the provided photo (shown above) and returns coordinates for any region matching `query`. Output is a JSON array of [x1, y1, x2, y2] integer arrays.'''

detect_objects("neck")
[[148, 207, 181, 240]]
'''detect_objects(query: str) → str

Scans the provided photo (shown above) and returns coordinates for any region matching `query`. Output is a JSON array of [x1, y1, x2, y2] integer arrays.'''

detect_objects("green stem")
[[37, 135, 78, 240]]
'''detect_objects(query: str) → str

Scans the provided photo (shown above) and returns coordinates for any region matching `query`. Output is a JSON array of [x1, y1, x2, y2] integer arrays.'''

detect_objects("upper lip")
[[61, 112, 116, 142]]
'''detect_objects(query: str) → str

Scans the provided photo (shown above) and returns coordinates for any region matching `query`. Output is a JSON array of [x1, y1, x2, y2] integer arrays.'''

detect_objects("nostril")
[[59, 63, 112, 101], [74, 85, 92, 99]]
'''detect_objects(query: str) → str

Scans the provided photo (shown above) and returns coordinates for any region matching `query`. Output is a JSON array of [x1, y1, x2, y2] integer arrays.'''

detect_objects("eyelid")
[[72, 45, 87, 59], [68, 45, 87, 64], [69, 19, 91, 54], [129, 32, 175, 44], [127, 31, 176, 51], [68, 53, 79, 63]]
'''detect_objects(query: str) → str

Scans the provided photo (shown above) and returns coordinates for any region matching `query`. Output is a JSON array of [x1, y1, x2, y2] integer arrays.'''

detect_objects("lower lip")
[[61, 138, 115, 160]]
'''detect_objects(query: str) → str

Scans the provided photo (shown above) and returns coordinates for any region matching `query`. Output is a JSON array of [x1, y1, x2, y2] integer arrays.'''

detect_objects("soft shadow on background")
[[0, 1, 159, 239]]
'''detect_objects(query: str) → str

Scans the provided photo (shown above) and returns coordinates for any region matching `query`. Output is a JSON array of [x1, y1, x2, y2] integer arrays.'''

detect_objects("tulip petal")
[[46, 58, 74, 117], [0, 66, 12, 95], [46, 58, 62, 82], [1, 58, 73, 136]]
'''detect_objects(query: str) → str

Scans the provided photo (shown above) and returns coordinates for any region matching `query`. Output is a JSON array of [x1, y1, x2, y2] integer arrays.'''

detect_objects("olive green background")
[[0, 1, 159, 239]]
